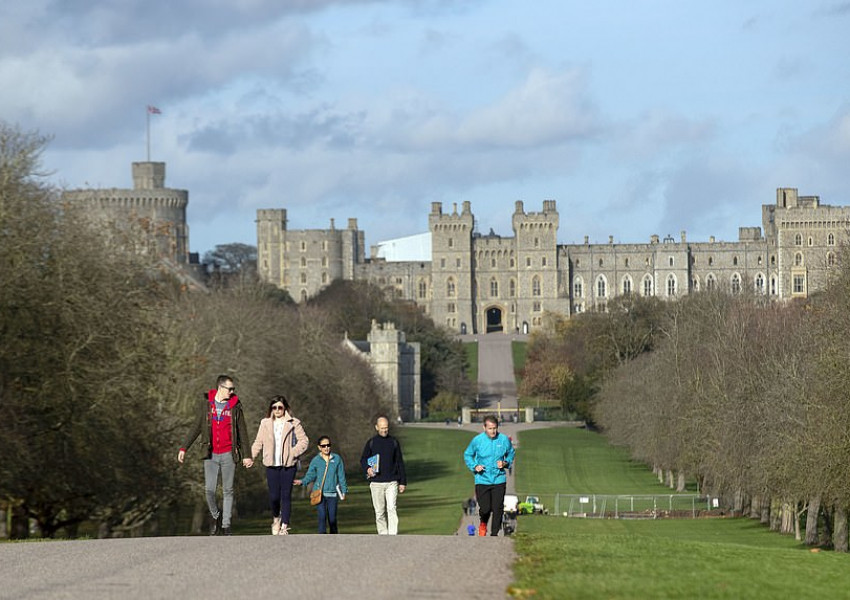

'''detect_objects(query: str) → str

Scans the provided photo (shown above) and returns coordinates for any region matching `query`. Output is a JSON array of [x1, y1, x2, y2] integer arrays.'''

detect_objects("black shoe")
[[209, 515, 220, 536], [222, 527, 232, 536]]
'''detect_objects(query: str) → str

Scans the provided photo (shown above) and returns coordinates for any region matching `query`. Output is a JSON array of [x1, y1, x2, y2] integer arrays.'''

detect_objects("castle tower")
[[429, 201, 475, 333], [367, 321, 421, 421], [512, 200, 562, 329], [61, 162, 189, 264]]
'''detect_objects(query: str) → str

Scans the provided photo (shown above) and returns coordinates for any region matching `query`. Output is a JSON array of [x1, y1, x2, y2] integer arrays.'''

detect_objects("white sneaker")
[[279, 524, 289, 535], [272, 518, 281, 535]]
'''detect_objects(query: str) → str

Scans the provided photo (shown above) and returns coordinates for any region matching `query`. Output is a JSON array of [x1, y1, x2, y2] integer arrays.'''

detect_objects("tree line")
[[521, 254, 850, 550], [0, 123, 469, 538]]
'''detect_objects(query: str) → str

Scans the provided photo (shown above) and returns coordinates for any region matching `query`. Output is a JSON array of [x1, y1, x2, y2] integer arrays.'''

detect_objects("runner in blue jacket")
[[463, 415, 515, 536]]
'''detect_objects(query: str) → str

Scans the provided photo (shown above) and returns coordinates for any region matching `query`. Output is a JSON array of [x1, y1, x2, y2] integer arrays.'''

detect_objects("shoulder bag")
[[310, 459, 330, 506]]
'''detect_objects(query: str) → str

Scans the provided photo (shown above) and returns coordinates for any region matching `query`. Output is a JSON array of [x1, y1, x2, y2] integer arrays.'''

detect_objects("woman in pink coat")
[[251, 395, 309, 535]]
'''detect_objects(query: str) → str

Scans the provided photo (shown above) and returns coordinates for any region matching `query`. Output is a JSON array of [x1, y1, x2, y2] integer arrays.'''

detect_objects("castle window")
[[795, 233, 802, 246], [771, 255, 776, 266], [456, 258, 461, 268], [596, 276, 607, 298], [509, 279, 516, 297], [448, 303, 456, 313], [491, 258, 496, 268], [708, 256, 713, 266], [692, 276, 700, 292], [770, 276, 777, 295], [755, 273, 765, 294], [301, 257, 306, 267], [828, 252, 836, 267], [622, 276, 632, 295], [448, 238, 454, 248], [526, 257, 532, 267], [532, 276, 541, 297], [321, 272, 328, 284], [447, 278, 456, 297], [625, 258, 630, 267], [573, 278, 583, 299], [300, 273, 307, 284], [794, 252, 803, 267], [731, 273, 741, 294], [534, 237, 539, 248], [666, 274, 676, 297], [732, 256, 738, 266], [598, 258, 603, 268], [541, 257, 547, 267], [300, 241, 306, 252], [576, 258, 581, 267], [322, 240, 328, 250], [300, 290, 307, 302], [706, 274, 716, 291], [757, 255, 763, 266], [793, 275, 805, 294], [668, 257, 674, 267], [440, 258, 446, 269], [395, 277, 403, 284], [533, 301, 541, 312], [808, 236, 813, 247], [418, 280, 427, 299], [642, 275, 653, 297], [490, 278, 499, 298], [510, 258, 515, 268], [322, 257, 327, 267], [828, 233, 836, 246]]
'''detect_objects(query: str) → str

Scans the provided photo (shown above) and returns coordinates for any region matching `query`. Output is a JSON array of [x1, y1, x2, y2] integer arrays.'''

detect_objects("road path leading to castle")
[[458, 333, 527, 412]]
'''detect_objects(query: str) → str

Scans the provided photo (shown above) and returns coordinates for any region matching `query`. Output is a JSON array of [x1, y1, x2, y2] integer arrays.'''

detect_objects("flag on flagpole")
[[147, 105, 162, 114]]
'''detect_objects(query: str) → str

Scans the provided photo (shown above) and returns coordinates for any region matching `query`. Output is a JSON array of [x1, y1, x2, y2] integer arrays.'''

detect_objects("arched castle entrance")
[[485, 306, 504, 333]]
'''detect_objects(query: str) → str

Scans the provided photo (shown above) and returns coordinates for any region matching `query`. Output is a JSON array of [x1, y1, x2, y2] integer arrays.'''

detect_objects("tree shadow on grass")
[[404, 458, 452, 483]]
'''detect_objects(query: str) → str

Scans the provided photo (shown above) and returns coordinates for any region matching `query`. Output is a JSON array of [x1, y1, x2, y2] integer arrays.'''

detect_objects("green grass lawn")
[[512, 340, 526, 386], [515, 427, 694, 496], [238, 426, 475, 535], [464, 342, 478, 384], [511, 427, 850, 599]]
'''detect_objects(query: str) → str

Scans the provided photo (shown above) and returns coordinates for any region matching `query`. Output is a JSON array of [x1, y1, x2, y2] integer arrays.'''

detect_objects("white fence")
[[520, 494, 711, 519]]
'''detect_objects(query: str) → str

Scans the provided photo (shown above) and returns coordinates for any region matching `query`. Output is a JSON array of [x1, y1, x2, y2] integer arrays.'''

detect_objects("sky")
[[2, 1, 849, 257]]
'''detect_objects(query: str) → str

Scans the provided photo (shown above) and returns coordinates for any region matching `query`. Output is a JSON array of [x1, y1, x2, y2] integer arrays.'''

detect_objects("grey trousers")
[[204, 452, 236, 527]]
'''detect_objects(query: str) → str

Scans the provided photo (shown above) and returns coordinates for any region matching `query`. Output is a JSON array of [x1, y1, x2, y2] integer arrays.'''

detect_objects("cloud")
[[391, 66, 600, 151]]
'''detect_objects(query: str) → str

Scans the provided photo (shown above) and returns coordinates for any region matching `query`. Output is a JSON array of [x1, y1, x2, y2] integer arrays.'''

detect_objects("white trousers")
[[369, 481, 399, 535]]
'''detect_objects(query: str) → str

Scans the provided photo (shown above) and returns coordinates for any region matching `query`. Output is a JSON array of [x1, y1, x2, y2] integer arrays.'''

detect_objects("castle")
[[257, 188, 848, 334], [343, 321, 421, 421], [62, 162, 190, 265]]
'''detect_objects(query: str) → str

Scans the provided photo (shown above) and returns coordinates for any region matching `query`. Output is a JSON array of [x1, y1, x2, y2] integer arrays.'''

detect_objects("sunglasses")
[[272, 405, 285, 411], [318, 443, 331, 448]]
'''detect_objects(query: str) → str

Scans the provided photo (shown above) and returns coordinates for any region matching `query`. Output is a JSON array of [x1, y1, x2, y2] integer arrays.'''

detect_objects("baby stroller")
[[502, 494, 519, 536]]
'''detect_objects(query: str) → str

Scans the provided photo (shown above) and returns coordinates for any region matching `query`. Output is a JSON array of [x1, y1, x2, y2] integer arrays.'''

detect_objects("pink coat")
[[251, 413, 309, 467]]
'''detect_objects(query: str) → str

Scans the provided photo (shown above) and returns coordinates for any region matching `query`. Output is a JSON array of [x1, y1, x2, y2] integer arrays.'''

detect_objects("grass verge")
[[510, 426, 850, 599]]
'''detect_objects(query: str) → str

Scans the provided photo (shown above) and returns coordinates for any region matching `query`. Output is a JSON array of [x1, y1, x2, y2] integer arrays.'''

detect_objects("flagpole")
[[146, 107, 151, 162]]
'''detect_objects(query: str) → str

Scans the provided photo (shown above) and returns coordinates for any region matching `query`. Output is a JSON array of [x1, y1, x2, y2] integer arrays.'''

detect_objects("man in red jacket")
[[178, 375, 253, 535]]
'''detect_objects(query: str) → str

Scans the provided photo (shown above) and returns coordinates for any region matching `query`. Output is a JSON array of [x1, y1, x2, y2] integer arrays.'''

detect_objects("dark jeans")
[[475, 483, 506, 536], [266, 465, 297, 524], [316, 495, 339, 534]]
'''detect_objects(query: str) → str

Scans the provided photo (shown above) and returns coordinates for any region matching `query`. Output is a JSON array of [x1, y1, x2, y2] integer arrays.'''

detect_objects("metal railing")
[[517, 493, 711, 519]]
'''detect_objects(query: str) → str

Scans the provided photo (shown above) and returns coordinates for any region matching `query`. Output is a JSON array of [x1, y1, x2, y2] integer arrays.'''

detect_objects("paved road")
[[458, 333, 527, 411], [0, 534, 513, 600]]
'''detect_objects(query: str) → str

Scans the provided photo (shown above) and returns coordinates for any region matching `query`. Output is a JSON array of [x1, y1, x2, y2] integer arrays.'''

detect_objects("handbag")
[[310, 458, 330, 506]]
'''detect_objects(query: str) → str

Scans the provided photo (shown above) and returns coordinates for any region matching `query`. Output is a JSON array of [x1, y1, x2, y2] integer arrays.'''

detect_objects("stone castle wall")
[[258, 187, 850, 334]]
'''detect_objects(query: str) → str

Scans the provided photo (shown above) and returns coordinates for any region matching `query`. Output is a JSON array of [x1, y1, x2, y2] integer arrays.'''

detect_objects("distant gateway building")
[[258, 188, 848, 335]]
